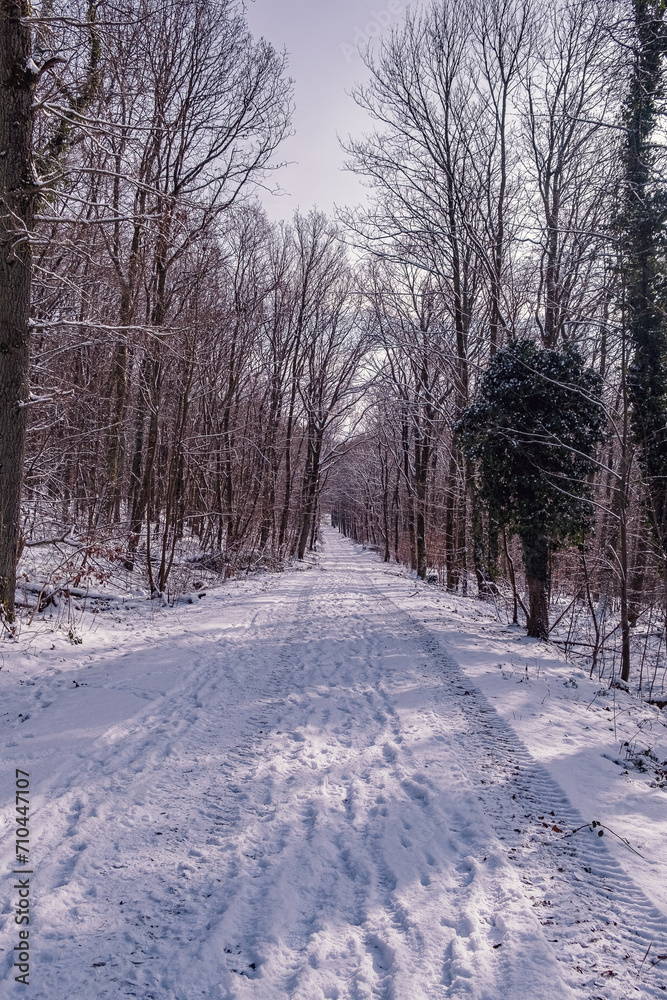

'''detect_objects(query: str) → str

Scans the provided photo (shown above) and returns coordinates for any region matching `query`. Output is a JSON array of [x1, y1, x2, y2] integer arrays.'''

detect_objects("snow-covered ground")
[[1, 527, 666, 999]]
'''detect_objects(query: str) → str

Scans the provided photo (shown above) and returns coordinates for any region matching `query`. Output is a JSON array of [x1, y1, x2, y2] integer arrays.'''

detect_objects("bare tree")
[[522, 0, 618, 348]]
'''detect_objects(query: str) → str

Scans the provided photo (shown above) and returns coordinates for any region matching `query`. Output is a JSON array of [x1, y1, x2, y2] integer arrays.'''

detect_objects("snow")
[[1, 528, 666, 998]]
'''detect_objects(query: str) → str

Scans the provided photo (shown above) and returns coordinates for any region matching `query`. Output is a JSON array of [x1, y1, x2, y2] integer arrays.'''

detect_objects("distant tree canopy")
[[457, 340, 605, 639]]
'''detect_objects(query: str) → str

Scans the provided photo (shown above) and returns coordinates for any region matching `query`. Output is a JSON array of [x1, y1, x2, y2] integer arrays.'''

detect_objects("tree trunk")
[[258, 387, 280, 550], [619, 499, 631, 683], [444, 451, 458, 591], [619, 339, 632, 684], [502, 529, 519, 625], [392, 471, 400, 562], [522, 531, 550, 640], [309, 496, 319, 551], [467, 460, 498, 599], [401, 417, 417, 571], [628, 537, 647, 629], [278, 367, 299, 552], [414, 419, 430, 580], [380, 447, 391, 563], [103, 339, 130, 523], [124, 363, 149, 571], [0, 2, 35, 621], [297, 427, 322, 560]]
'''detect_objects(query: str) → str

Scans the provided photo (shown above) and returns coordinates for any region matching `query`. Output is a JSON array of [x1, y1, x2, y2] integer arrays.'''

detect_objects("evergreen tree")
[[620, 0, 667, 565], [458, 339, 605, 640]]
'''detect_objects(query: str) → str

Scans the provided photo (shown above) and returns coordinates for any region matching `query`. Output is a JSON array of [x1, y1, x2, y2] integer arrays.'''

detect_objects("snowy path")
[[1, 528, 666, 999]]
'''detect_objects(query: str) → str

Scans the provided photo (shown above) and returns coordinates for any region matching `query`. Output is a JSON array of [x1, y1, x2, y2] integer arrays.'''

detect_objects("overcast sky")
[[245, 0, 413, 221]]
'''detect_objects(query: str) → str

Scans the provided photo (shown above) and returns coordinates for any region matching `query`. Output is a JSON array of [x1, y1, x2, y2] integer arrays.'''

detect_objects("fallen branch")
[[561, 819, 645, 858], [23, 527, 75, 548], [22, 582, 122, 601]]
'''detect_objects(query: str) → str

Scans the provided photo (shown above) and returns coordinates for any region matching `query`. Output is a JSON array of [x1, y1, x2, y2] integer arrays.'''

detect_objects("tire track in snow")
[[364, 551, 667, 1000], [0, 579, 315, 999], [204, 536, 582, 1000], [200, 567, 420, 999], [4, 531, 665, 999]]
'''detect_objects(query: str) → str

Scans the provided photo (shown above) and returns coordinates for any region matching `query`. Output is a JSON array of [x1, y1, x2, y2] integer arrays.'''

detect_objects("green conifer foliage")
[[620, 0, 667, 560], [458, 339, 605, 639]]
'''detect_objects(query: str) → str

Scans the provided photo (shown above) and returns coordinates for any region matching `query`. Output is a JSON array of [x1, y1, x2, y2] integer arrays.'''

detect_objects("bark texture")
[[522, 532, 550, 641], [0, 1, 35, 621]]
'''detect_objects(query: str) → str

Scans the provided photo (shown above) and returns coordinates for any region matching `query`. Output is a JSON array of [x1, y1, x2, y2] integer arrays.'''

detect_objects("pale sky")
[[245, 0, 413, 221]]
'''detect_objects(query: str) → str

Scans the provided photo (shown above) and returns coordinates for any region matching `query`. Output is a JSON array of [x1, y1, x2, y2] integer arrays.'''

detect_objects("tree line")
[[1, 0, 666, 686], [330, 0, 667, 681], [1, 0, 367, 612]]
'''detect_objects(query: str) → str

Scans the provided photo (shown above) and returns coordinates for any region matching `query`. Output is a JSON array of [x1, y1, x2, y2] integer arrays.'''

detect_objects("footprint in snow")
[[401, 778, 429, 806], [366, 934, 394, 974]]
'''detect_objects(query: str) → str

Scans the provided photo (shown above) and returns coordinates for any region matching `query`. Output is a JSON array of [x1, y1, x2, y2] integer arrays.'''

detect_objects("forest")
[[2, 0, 667, 689]]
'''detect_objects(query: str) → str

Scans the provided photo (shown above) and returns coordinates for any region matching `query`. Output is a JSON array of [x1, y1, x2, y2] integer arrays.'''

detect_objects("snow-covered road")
[[1, 528, 666, 999]]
